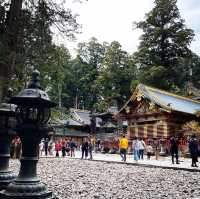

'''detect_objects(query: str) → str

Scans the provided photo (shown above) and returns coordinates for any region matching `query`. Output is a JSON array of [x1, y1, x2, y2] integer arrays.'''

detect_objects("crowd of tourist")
[[9, 134, 200, 168], [119, 136, 153, 162], [39, 138, 78, 158], [38, 136, 95, 160], [119, 134, 199, 167]]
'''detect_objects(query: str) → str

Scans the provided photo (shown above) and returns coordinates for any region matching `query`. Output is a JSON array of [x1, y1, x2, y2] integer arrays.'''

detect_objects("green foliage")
[[60, 39, 137, 111], [139, 65, 168, 88], [0, 0, 80, 97], [2, 0, 200, 116], [134, 0, 194, 90], [51, 108, 70, 122], [97, 41, 136, 108], [73, 38, 106, 110]]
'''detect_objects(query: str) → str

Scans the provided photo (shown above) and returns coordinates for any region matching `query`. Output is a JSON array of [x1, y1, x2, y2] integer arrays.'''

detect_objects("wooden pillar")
[[153, 124, 157, 138], [127, 127, 131, 139], [144, 125, 148, 138], [135, 126, 138, 137], [163, 123, 168, 138]]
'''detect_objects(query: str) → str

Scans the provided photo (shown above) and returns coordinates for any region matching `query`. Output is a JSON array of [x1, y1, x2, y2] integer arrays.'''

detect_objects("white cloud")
[[53, 0, 200, 56]]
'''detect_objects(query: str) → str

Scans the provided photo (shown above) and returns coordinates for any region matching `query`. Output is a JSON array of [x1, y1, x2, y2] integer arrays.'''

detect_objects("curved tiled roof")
[[118, 84, 200, 115]]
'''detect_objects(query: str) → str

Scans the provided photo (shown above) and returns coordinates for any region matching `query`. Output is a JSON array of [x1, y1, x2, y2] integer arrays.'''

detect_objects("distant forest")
[[1, 0, 200, 118]]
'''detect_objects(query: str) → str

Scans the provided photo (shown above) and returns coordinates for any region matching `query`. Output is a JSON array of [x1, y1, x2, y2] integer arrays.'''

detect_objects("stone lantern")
[[0, 89, 16, 190], [0, 70, 57, 199]]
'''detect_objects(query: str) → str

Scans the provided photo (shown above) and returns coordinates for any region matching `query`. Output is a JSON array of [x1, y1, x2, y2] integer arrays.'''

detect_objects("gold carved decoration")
[[125, 106, 130, 113], [136, 91, 143, 101], [136, 101, 149, 113], [149, 102, 156, 111]]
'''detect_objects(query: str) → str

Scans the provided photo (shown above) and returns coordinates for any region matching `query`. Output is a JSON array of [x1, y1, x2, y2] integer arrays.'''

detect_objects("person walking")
[[138, 137, 146, 160], [69, 139, 76, 157], [170, 136, 179, 164], [48, 139, 53, 156], [81, 138, 88, 159], [55, 141, 61, 157], [146, 141, 153, 160], [61, 139, 66, 157], [65, 139, 70, 156], [119, 135, 128, 162], [189, 134, 198, 167], [132, 137, 140, 161], [39, 140, 44, 157]]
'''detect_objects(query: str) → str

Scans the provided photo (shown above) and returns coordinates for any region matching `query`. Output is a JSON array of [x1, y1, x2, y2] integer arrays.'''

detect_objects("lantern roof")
[[9, 70, 57, 108], [0, 88, 16, 116], [0, 103, 16, 116]]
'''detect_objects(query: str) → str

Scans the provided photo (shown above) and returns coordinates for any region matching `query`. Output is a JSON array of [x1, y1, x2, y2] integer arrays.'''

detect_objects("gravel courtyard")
[[10, 158, 200, 199]]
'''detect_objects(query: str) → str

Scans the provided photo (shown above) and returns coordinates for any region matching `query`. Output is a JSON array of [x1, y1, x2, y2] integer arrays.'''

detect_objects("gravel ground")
[[9, 158, 200, 199]]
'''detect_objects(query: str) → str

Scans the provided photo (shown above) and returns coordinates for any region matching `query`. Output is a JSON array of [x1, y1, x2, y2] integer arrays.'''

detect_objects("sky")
[[53, 0, 200, 56]]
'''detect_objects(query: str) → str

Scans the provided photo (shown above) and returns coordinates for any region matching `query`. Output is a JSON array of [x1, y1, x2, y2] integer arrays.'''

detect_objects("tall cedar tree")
[[135, 0, 194, 90], [97, 41, 135, 110], [0, 0, 80, 101], [0, 0, 23, 99], [75, 38, 106, 111]]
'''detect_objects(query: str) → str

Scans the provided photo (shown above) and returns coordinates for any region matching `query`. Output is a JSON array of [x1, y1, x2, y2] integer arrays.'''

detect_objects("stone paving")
[[9, 157, 200, 199], [41, 151, 200, 171]]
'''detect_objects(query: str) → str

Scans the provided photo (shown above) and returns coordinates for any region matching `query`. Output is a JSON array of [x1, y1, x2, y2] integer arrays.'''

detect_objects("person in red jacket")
[[55, 141, 61, 157]]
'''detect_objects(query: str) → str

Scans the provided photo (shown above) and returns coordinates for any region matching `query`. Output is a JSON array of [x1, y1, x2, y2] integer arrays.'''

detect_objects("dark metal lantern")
[[15, 106, 50, 124], [0, 103, 16, 128], [9, 70, 56, 124], [0, 70, 57, 199], [0, 95, 16, 190]]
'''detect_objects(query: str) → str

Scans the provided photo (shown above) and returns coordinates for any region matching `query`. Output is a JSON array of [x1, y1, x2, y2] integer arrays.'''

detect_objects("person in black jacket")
[[189, 134, 198, 167], [170, 137, 179, 164], [81, 138, 88, 159]]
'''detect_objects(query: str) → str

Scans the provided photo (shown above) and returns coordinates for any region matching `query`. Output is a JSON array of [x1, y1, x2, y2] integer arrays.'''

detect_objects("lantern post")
[[0, 70, 57, 199], [0, 88, 16, 190]]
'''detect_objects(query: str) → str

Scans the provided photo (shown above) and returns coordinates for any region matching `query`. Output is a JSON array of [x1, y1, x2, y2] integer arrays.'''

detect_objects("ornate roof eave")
[[170, 110, 200, 120], [116, 84, 172, 116], [116, 86, 140, 115], [116, 110, 169, 120]]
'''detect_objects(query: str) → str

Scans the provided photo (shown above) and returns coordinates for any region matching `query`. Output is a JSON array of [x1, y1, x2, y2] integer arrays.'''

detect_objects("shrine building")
[[115, 84, 200, 141]]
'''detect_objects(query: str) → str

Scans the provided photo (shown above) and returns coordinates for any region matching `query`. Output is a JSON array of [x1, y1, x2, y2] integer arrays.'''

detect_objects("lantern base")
[[0, 181, 58, 199], [0, 170, 16, 190]]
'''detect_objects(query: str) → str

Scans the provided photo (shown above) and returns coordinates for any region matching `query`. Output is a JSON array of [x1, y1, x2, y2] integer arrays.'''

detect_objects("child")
[[146, 142, 153, 160]]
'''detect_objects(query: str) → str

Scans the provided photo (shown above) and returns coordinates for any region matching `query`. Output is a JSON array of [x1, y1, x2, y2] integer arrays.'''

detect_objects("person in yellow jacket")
[[119, 135, 128, 162]]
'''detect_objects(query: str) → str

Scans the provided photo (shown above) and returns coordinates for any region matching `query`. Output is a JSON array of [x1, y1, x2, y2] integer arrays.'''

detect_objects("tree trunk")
[[0, 0, 23, 101]]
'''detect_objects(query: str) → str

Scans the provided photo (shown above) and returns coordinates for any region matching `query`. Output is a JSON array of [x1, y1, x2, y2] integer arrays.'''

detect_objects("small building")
[[52, 109, 95, 146], [52, 108, 123, 150], [52, 118, 89, 146], [93, 107, 122, 150], [115, 84, 200, 151]]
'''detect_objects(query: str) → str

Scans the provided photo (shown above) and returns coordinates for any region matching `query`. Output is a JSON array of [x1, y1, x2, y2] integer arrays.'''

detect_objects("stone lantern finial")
[[28, 69, 42, 89]]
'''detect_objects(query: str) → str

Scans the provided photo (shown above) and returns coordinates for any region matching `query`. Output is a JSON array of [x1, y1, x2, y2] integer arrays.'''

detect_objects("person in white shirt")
[[132, 137, 140, 161], [138, 138, 146, 160], [39, 141, 44, 156]]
